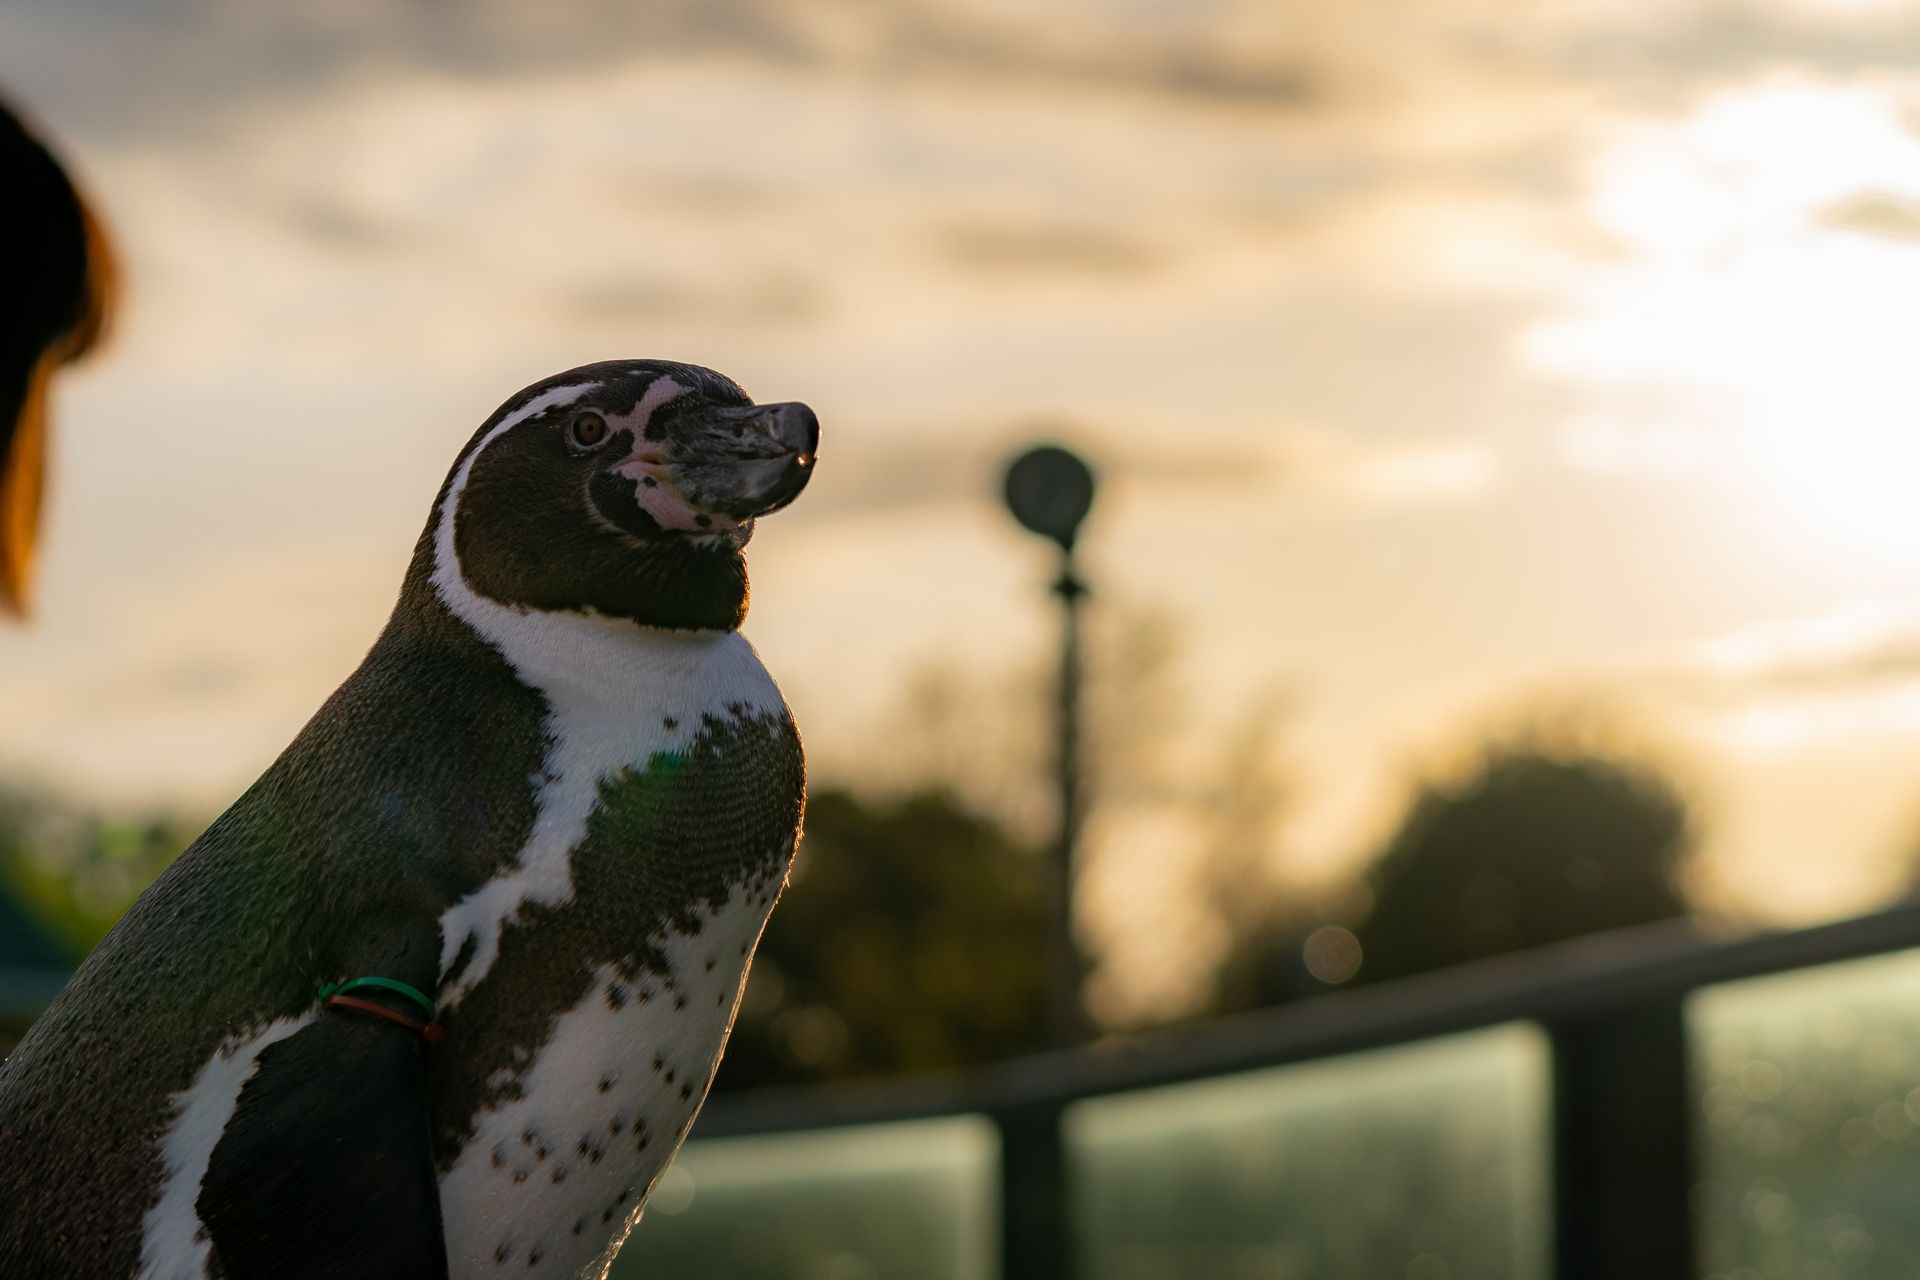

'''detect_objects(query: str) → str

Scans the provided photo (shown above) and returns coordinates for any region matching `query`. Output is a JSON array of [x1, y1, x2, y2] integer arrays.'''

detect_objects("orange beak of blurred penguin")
[[0, 99, 117, 619]]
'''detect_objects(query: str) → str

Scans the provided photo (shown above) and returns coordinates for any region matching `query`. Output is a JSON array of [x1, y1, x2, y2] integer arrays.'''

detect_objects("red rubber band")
[[325, 994, 445, 1046]]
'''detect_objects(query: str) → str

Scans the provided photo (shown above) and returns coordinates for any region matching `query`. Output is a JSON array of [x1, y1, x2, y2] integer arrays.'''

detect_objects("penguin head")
[[434, 360, 818, 631]]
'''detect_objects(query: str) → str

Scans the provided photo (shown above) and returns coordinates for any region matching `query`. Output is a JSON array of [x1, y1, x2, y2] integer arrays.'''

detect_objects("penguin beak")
[[667, 401, 819, 520]]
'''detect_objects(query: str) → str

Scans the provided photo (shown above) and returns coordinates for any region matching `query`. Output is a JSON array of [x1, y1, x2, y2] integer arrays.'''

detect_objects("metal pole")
[[1001, 442, 1097, 1053], [1049, 558, 1088, 1048], [998, 1099, 1073, 1280], [1549, 1000, 1695, 1280]]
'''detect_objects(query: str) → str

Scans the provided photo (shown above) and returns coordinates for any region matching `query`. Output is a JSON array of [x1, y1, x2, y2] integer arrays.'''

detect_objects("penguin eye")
[[568, 411, 609, 449]]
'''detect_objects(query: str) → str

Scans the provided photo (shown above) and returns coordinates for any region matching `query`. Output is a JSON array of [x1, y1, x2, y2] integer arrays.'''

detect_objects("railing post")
[[1548, 997, 1694, 1280], [997, 1098, 1072, 1280]]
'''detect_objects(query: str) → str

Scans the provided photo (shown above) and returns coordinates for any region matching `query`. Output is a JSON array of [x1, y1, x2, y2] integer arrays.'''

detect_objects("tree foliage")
[[1351, 746, 1693, 986], [713, 786, 1049, 1092], [0, 789, 196, 959]]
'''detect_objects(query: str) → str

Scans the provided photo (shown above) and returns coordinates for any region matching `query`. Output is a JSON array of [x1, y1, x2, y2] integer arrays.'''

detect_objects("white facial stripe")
[[474, 381, 601, 464], [429, 378, 598, 618]]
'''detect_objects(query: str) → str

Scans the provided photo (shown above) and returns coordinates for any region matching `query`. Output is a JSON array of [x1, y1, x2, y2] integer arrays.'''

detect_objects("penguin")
[[0, 359, 818, 1279]]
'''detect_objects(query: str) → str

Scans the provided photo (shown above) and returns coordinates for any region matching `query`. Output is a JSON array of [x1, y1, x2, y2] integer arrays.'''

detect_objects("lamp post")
[[1002, 444, 1097, 1048]]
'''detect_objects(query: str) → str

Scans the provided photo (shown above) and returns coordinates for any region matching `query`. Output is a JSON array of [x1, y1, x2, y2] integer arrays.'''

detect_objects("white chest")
[[429, 609, 785, 1008]]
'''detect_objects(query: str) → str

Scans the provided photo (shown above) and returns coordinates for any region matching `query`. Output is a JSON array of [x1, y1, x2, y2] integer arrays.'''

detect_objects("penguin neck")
[[604, 541, 750, 633], [399, 528, 757, 699], [409, 538, 748, 632], [425, 482, 751, 634]]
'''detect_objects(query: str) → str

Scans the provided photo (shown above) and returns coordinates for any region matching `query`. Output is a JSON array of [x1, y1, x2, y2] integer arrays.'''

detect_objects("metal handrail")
[[697, 902, 1920, 1138]]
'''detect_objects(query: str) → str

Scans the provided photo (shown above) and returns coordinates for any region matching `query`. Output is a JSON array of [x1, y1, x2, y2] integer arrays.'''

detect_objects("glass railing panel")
[[1065, 1024, 1551, 1279], [612, 1113, 999, 1279], [1694, 948, 1920, 1280]]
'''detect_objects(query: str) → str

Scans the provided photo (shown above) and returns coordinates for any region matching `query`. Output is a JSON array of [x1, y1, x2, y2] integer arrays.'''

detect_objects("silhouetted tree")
[[0, 789, 194, 1049], [1189, 699, 1309, 1017], [0, 794, 74, 969], [713, 786, 1048, 1091], [1351, 746, 1693, 985], [0, 788, 195, 955]]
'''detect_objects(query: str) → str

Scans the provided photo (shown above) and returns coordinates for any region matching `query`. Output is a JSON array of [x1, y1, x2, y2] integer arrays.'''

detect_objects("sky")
[[5, 0, 1920, 1019]]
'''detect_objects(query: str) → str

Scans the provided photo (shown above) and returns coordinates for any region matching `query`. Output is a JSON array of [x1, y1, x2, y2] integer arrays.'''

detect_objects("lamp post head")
[[1003, 444, 1096, 553]]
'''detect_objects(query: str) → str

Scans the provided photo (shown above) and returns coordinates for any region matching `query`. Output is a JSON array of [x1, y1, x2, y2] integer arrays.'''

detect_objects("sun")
[[1530, 79, 1920, 566]]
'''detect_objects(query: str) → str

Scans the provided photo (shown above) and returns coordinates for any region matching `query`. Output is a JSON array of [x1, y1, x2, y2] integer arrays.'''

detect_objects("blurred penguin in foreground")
[[1, 96, 117, 618]]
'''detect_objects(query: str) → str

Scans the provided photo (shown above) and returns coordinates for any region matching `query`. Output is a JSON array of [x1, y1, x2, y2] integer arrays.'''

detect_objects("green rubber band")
[[315, 976, 437, 1020]]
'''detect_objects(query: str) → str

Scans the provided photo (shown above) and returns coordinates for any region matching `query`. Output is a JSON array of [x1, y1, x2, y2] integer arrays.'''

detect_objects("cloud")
[[562, 273, 826, 325], [1547, 3, 1920, 97], [1663, 601, 1920, 698], [0, 0, 816, 139], [1552, 410, 1729, 480], [1297, 436, 1502, 505], [934, 220, 1164, 277], [1823, 192, 1920, 241], [10, 0, 1920, 179], [1165, 429, 1511, 508], [276, 196, 410, 251], [789, 420, 1505, 526], [0, 0, 1320, 149], [0, 537, 400, 804]]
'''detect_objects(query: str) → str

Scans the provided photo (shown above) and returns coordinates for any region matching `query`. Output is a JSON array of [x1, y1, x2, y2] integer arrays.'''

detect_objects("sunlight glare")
[[1534, 79, 1920, 562]]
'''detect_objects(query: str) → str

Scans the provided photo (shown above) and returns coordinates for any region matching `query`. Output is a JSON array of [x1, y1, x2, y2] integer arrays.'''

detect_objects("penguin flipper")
[[197, 1012, 448, 1280]]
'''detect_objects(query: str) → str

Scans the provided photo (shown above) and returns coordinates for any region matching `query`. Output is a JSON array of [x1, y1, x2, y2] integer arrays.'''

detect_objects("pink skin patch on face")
[[607, 377, 749, 535]]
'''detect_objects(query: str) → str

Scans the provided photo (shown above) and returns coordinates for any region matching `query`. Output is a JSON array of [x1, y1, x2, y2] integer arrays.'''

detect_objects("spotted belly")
[[436, 892, 776, 1280]]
